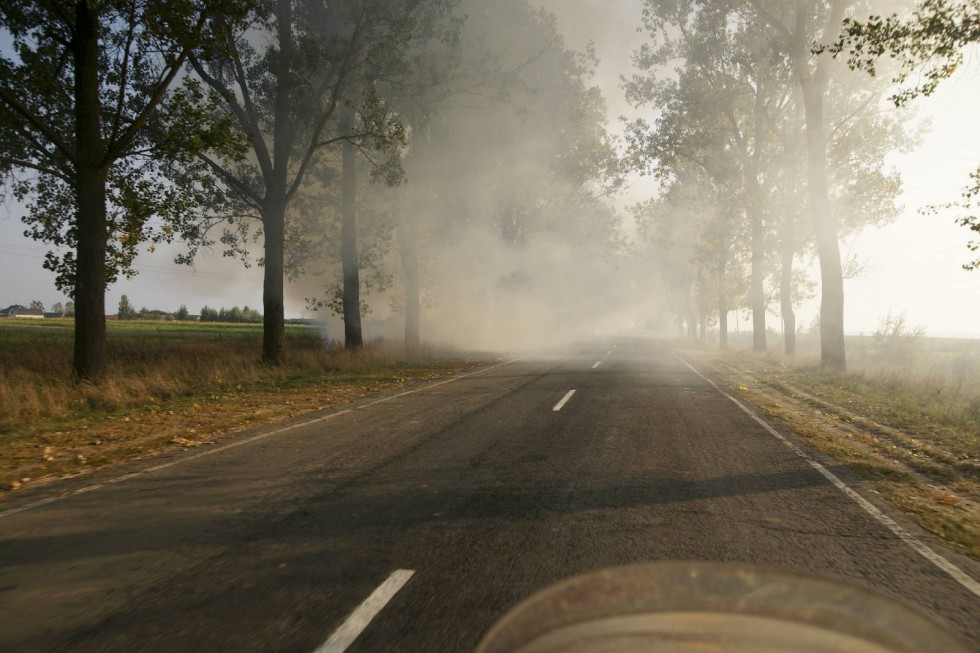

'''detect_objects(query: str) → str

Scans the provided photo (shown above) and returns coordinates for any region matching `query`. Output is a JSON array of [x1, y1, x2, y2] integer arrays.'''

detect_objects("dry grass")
[[672, 338, 980, 557], [0, 319, 486, 496]]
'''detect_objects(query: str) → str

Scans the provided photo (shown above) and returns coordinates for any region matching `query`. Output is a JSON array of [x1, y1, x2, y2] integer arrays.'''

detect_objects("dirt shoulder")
[[672, 341, 979, 558], [1, 356, 488, 500]]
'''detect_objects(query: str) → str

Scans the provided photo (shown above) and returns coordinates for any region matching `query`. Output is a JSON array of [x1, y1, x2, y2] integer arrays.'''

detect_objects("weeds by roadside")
[[0, 319, 485, 495], [672, 338, 979, 558]]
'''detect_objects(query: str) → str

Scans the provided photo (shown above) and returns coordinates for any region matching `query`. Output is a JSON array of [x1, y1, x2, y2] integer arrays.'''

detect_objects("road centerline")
[[552, 389, 576, 412], [315, 569, 415, 653]]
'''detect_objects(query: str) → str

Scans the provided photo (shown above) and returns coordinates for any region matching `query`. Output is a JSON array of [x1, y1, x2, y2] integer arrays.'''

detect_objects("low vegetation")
[[0, 319, 483, 496], [674, 335, 980, 557]]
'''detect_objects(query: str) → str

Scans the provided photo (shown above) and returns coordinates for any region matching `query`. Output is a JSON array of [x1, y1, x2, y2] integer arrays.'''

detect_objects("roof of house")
[[1, 305, 45, 316]]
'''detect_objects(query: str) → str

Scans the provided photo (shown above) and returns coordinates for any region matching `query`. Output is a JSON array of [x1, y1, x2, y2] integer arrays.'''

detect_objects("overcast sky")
[[1, 1, 977, 336]]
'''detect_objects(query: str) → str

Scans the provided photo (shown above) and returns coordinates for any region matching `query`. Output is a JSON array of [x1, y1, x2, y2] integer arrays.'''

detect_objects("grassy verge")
[[671, 339, 980, 558], [0, 319, 487, 497]]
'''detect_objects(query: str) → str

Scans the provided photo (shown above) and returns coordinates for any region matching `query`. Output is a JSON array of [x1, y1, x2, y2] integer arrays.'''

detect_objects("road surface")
[[1, 337, 977, 651]]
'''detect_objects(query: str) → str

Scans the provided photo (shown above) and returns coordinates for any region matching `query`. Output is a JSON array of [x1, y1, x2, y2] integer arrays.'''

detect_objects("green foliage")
[[923, 167, 980, 270], [624, 0, 910, 336], [175, 0, 461, 264], [824, 0, 980, 269], [956, 172, 980, 270], [137, 307, 168, 320], [823, 0, 980, 106], [0, 0, 247, 294], [865, 310, 926, 369], [28, 300, 44, 311], [117, 295, 137, 320], [199, 305, 262, 323]]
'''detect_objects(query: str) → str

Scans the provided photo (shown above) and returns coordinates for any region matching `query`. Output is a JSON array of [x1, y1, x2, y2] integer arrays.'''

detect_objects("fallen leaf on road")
[[938, 493, 959, 506]]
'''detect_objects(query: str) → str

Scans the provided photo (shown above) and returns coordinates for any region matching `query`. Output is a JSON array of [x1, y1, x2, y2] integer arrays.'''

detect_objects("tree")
[[309, 2, 458, 350], [824, 0, 980, 105], [64, 301, 75, 317], [625, 0, 904, 357], [952, 174, 980, 271], [29, 300, 44, 311], [0, 0, 240, 379], [625, 2, 794, 352], [177, 0, 451, 360], [117, 294, 137, 320], [383, 0, 622, 348], [737, 0, 851, 368], [51, 302, 64, 315], [823, 0, 980, 270], [175, 304, 190, 320]]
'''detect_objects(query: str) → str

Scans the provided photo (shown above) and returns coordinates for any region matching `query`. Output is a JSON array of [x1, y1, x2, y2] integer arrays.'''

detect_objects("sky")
[[537, 0, 980, 338], [1, 0, 978, 337]]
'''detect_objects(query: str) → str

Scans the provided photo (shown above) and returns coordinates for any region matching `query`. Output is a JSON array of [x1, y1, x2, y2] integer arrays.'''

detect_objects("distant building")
[[0, 305, 45, 319], [43, 312, 65, 318]]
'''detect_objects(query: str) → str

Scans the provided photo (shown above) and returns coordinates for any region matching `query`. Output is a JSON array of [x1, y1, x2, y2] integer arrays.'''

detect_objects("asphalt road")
[[1, 337, 977, 651]]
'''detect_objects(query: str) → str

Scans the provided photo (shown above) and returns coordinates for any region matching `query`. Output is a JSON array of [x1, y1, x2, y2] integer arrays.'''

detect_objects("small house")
[[0, 305, 45, 319]]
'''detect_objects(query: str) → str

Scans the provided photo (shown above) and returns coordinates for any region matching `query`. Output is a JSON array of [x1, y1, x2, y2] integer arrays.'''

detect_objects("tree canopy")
[[822, 0, 980, 270], [0, 0, 242, 378]]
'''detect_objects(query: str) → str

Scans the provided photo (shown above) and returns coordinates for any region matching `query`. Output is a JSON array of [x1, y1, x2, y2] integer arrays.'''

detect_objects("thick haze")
[[1, 1, 978, 340], [537, 0, 980, 338]]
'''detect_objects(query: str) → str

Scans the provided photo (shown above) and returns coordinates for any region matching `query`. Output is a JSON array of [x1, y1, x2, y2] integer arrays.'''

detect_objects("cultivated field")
[[0, 319, 482, 494]]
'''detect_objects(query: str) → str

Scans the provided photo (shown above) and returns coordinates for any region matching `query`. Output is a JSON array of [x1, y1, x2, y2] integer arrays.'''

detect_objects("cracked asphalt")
[[0, 336, 977, 651]]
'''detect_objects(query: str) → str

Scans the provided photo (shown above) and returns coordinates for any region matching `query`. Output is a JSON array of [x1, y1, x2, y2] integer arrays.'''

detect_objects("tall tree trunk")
[[793, 0, 848, 369], [400, 232, 421, 347], [687, 298, 697, 339], [72, 0, 107, 380], [697, 269, 708, 340], [396, 194, 420, 347], [341, 128, 363, 349], [801, 80, 845, 369], [73, 174, 109, 379], [749, 80, 767, 353], [718, 243, 728, 350], [749, 205, 767, 352], [780, 245, 796, 356], [261, 0, 293, 365], [261, 196, 286, 364]]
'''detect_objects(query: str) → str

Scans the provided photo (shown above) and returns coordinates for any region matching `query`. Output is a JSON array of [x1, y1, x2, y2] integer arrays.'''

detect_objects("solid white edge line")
[[0, 358, 522, 520], [553, 389, 576, 412], [592, 361, 602, 369], [667, 345, 980, 599], [315, 569, 415, 653]]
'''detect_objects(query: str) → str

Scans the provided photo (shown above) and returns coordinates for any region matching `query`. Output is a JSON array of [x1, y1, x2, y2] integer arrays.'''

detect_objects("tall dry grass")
[[0, 322, 455, 435], [718, 330, 980, 448]]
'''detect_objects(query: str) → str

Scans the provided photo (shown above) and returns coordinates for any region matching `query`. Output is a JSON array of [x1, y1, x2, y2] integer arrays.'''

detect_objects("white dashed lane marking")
[[315, 569, 415, 653], [552, 389, 576, 412]]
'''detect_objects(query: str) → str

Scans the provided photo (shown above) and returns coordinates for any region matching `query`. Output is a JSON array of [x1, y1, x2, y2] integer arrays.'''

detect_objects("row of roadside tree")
[[1, 0, 975, 379]]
